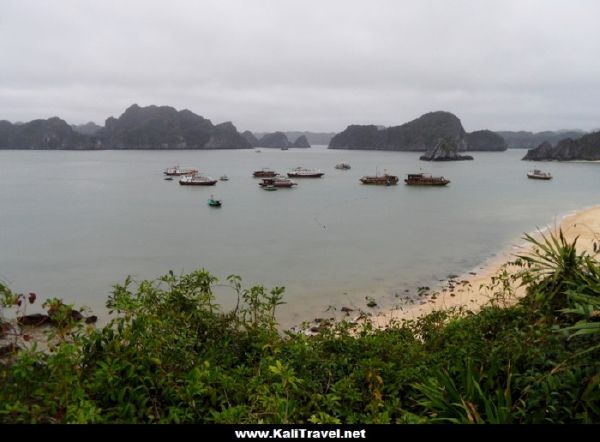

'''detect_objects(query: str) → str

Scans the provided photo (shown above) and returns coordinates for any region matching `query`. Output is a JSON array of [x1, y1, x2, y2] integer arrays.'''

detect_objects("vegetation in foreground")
[[0, 231, 599, 423]]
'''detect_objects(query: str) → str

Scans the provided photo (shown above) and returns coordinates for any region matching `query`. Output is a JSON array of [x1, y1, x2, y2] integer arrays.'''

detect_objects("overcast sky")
[[1, 0, 599, 132]]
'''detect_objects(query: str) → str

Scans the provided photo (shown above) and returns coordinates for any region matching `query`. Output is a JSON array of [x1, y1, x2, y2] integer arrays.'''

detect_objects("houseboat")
[[179, 175, 218, 186], [287, 167, 324, 178], [404, 173, 450, 186], [360, 174, 399, 185], [164, 166, 198, 176], [259, 177, 297, 188], [253, 168, 278, 178]]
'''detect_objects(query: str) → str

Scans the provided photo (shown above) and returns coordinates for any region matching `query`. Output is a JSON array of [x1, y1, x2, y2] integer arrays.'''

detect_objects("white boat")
[[527, 169, 552, 180], [287, 167, 324, 178], [179, 175, 218, 186], [164, 166, 198, 176]]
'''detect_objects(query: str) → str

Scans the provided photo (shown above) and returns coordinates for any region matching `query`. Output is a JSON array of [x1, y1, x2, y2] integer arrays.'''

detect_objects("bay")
[[0, 147, 598, 328]]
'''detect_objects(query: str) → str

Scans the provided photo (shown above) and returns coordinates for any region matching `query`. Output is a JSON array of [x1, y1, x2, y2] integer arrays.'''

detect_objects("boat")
[[208, 196, 222, 207], [263, 184, 277, 191], [287, 167, 324, 178], [259, 177, 297, 188], [164, 177, 174, 181], [281, 146, 289, 151], [404, 173, 450, 186], [253, 168, 278, 178], [360, 173, 399, 185], [219, 175, 229, 181], [255, 149, 262, 153], [527, 169, 552, 180], [164, 166, 198, 176], [335, 163, 351, 170], [179, 175, 218, 186]]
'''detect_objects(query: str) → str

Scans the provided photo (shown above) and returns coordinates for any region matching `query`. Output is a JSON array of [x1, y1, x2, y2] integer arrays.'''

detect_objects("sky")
[[1, 0, 600, 132]]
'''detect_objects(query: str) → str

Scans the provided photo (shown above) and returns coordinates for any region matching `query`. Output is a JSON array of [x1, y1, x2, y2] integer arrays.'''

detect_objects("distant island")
[[253, 131, 335, 146], [522, 130, 600, 161], [3, 105, 596, 155], [497, 130, 587, 149], [328, 111, 507, 152], [0, 104, 251, 150], [242, 131, 311, 148], [0, 117, 98, 150]]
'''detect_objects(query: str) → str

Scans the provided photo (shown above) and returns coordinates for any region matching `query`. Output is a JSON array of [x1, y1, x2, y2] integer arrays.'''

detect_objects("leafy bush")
[[0, 231, 599, 423]]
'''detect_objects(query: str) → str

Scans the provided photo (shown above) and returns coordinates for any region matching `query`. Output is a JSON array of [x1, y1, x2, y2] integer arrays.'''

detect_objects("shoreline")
[[368, 205, 600, 327]]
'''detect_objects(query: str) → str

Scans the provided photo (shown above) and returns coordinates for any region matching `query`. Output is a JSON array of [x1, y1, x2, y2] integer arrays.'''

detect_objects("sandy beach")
[[370, 205, 600, 327]]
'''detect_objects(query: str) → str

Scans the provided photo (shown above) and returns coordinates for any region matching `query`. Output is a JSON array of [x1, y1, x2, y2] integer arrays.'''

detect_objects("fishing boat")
[[527, 169, 552, 180], [219, 175, 229, 181], [208, 196, 222, 207], [259, 177, 297, 188], [360, 173, 399, 185], [164, 166, 198, 176], [404, 173, 450, 186], [287, 167, 324, 178], [179, 175, 218, 186], [335, 163, 351, 170], [253, 168, 278, 178]]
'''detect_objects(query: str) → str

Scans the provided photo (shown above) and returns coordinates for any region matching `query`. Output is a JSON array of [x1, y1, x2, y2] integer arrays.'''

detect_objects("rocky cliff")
[[257, 132, 292, 148], [329, 111, 468, 151], [72, 122, 103, 136], [0, 105, 252, 150], [101, 104, 251, 149], [0, 117, 99, 149], [522, 131, 600, 161], [466, 130, 507, 151], [292, 135, 311, 148], [242, 130, 260, 147], [420, 138, 474, 161]]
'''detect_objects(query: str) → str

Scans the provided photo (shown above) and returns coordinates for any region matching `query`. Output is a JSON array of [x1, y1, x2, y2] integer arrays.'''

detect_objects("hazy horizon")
[[2, 0, 600, 133]]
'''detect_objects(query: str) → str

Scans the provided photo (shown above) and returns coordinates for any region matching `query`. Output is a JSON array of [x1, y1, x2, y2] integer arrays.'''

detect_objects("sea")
[[0, 146, 598, 328]]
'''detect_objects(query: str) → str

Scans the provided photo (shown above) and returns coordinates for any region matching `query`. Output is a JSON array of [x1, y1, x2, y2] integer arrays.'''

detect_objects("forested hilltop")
[[0, 104, 251, 150], [328, 111, 507, 152], [523, 130, 600, 161], [1, 231, 599, 423]]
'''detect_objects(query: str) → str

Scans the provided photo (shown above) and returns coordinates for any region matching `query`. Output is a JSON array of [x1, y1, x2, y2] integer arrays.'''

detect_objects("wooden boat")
[[360, 174, 399, 185], [219, 175, 229, 181], [335, 163, 351, 170], [527, 169, 552, 180], [263, 185, 277, 191], [164, 166, 198, 176], [208, 197, 222, 207], [164, 177, 174, 181], [179, 175, 218, 186], [287, 167, 324, 178], [404, 173, 450, 186], [253, 168, 278, 178], [259, 177, 297, 188]]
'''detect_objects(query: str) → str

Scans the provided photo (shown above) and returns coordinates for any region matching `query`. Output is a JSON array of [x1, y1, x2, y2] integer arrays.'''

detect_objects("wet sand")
[[371, 205, 600, 327]]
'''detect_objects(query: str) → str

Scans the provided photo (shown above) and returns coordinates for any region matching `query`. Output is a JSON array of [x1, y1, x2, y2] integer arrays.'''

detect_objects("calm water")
[[0, 147, 598, 327]]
